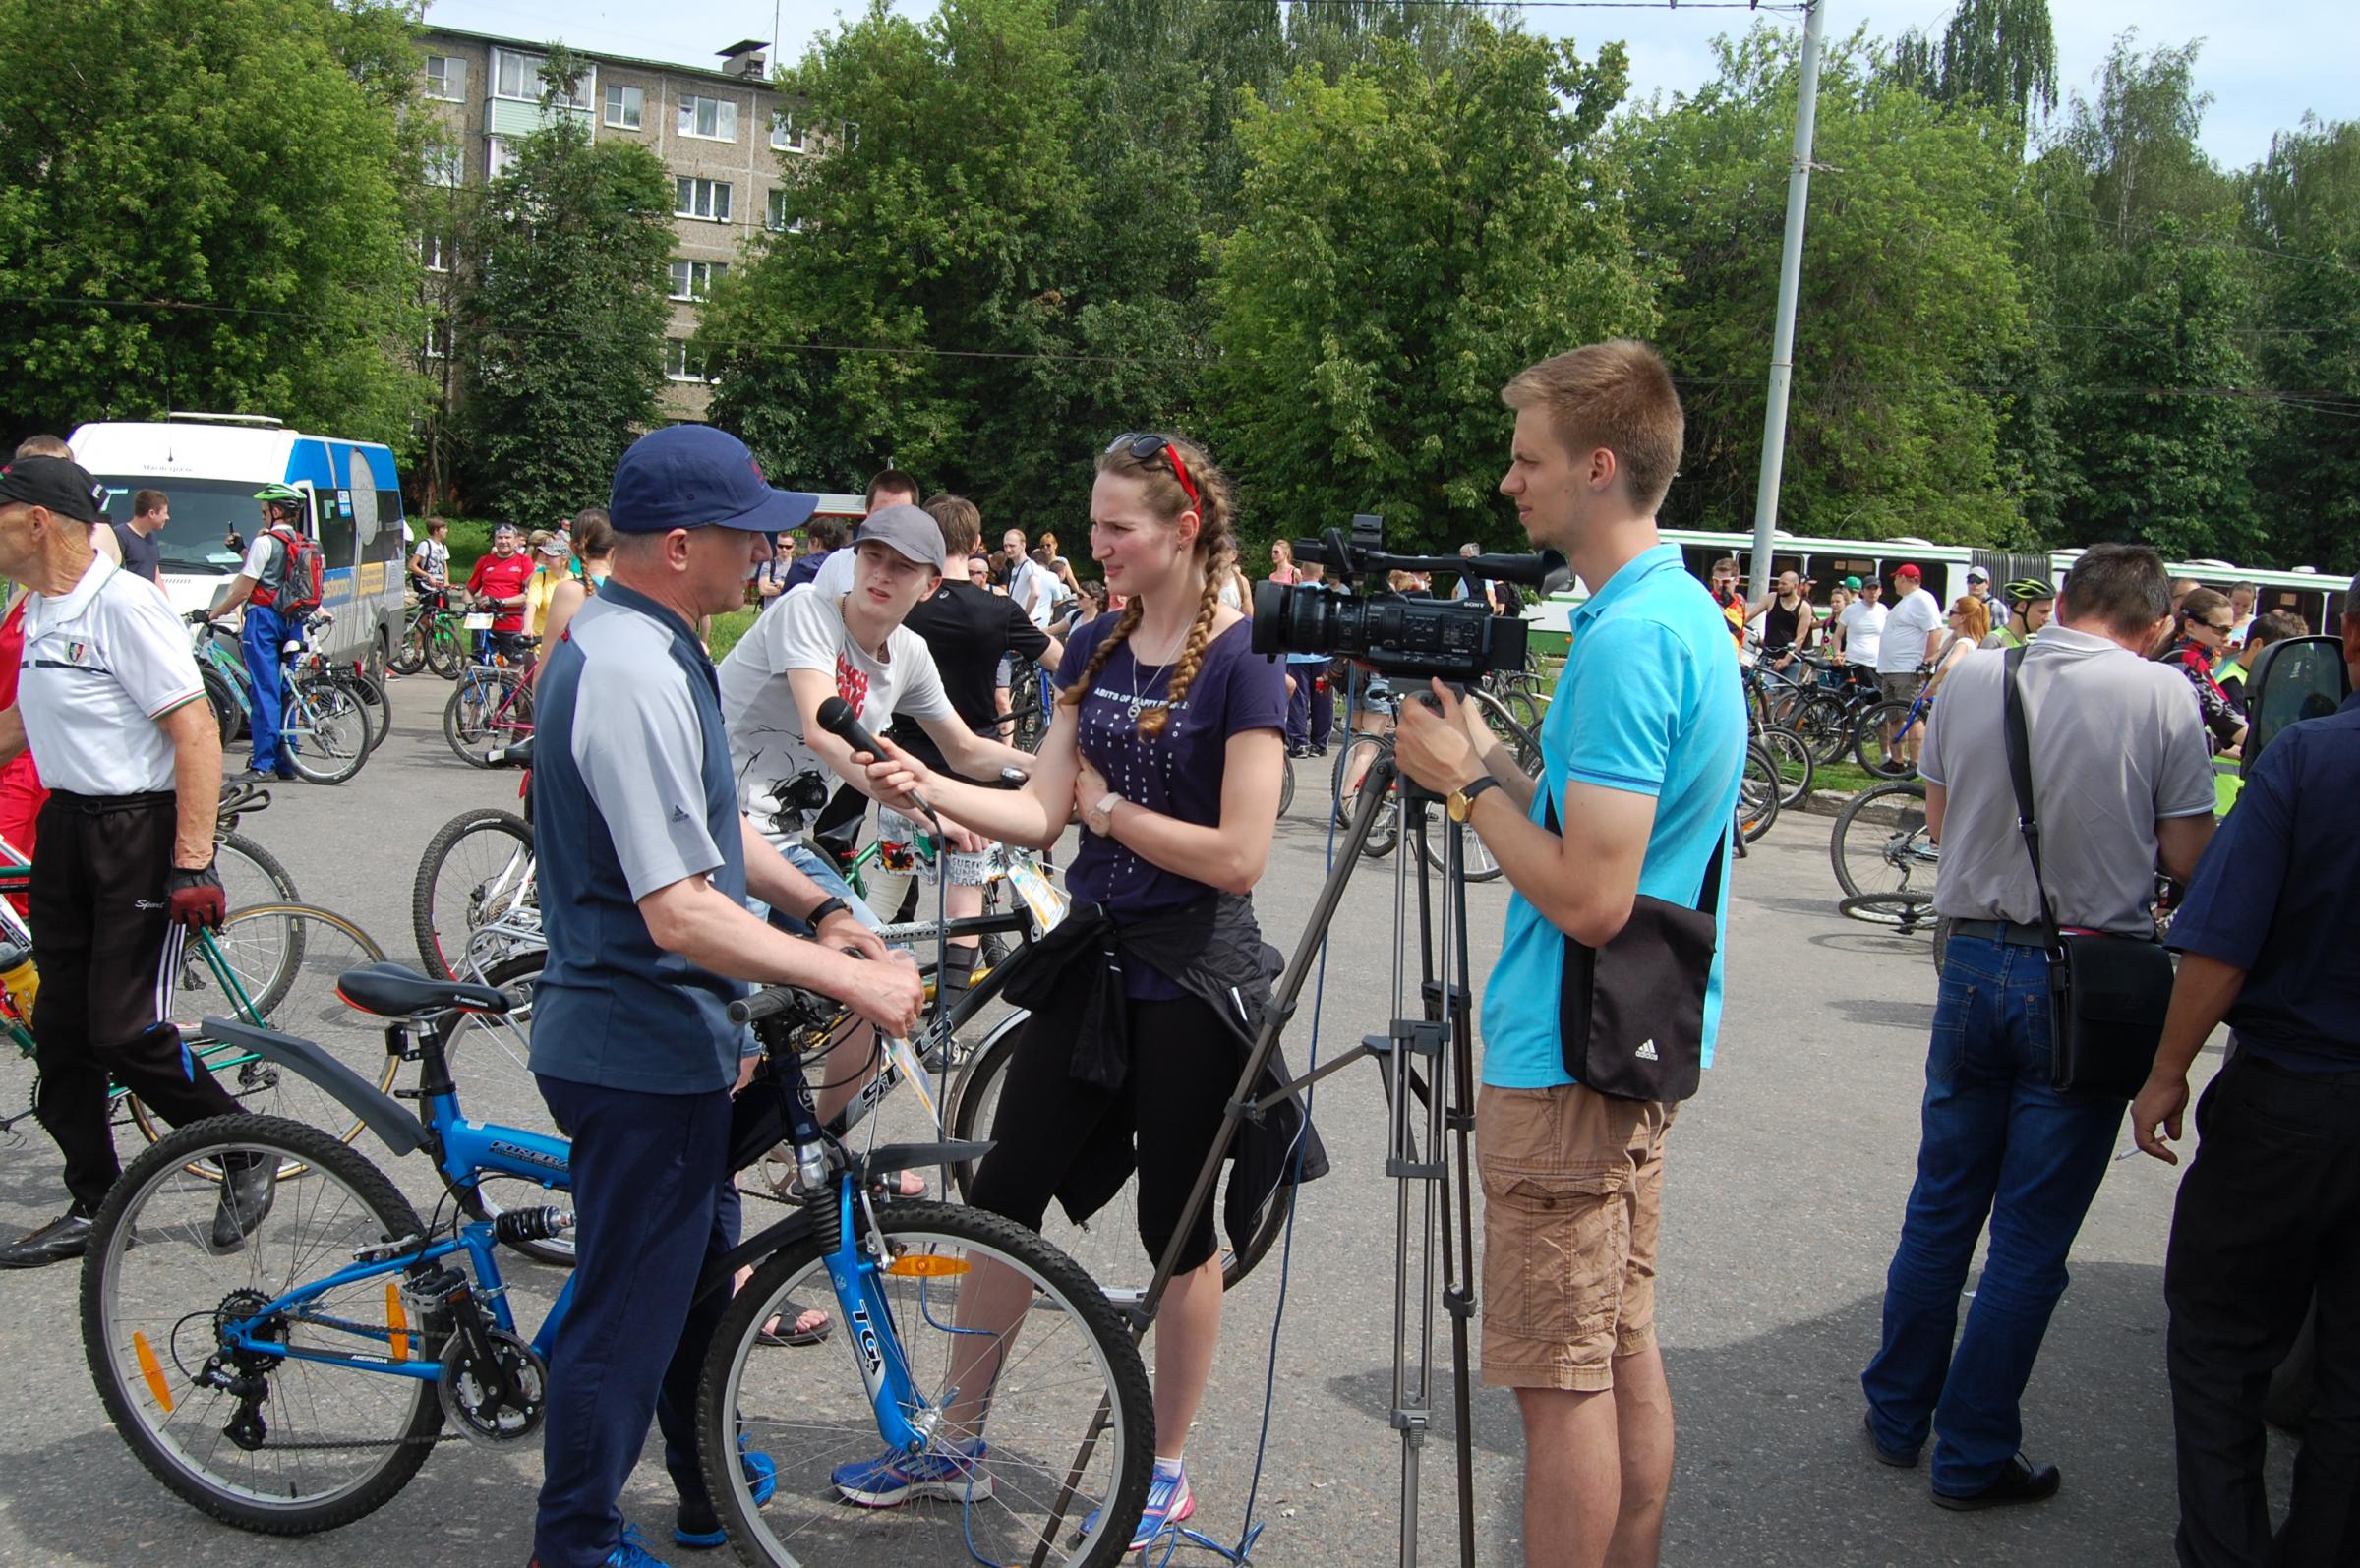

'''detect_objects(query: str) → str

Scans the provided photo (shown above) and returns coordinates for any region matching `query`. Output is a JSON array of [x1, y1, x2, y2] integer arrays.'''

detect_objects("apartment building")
[[414, 29, 814, 418]]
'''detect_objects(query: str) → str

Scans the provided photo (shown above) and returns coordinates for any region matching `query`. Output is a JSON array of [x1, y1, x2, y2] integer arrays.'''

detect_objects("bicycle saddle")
[[336, 961, 512, 1018]]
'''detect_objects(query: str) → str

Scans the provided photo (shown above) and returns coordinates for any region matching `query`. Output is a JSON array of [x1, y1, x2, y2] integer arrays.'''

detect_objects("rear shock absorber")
[[491, 1206, 573, 1247]]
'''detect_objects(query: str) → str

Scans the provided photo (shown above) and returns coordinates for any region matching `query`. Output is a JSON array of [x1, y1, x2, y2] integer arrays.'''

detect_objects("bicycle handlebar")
[[727, 985, 835, 1028]]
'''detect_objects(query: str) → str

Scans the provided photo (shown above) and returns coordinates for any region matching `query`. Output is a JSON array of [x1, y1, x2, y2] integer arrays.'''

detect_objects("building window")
[[492, 48, 541, 101], [771, 111, 805, 153], [678, 93, 739, 143], [669, 260, 728, 301], [487, 135, 517, 181], [426, 318, 452, 360], [674, 177, 732, 223], [604, 83, 643, 130], [424, 55, 466, 102], [420, 233, 452, 272], [666, 338, 712, 382], [425, 143, 463, 188], [765, 189, 805, 233]]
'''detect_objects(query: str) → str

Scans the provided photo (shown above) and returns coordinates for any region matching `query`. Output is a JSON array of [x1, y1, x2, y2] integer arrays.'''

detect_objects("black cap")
[[0, 456, 106, 526]]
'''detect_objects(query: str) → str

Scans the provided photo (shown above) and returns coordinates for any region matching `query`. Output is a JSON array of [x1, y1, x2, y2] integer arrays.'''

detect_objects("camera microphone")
[[817, 696, 941, 834]]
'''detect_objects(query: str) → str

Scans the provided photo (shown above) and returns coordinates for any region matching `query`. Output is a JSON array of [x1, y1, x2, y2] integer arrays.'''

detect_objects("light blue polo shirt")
[[1479, 543, 1746, 1088]]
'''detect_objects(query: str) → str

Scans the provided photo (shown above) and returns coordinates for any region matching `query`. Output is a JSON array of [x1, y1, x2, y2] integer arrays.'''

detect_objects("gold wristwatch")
[[1446, 776, 1501, 823]]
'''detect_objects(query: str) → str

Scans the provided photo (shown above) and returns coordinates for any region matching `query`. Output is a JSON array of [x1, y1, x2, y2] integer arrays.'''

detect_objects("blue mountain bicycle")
[[79, 963, 1153, 1563]]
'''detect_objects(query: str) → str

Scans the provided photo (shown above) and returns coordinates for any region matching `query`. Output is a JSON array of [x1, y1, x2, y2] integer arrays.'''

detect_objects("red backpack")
[[251, 524, 324, 616]]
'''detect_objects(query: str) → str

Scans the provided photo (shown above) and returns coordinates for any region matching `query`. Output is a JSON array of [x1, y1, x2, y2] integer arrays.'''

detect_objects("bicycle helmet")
[[2002, 577, 2055, 605], [253, 482, 306, 522]]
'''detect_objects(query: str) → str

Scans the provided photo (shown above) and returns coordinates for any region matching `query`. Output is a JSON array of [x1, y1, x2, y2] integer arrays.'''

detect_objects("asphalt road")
[[0, 680, 2285, 1567]]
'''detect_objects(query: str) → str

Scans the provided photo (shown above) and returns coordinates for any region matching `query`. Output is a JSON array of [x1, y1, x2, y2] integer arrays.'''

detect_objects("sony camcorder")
[[1249, 514, 1564, 681]]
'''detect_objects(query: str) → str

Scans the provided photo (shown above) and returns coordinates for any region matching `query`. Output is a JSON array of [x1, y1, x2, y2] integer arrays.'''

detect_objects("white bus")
[[69, 413, 407, 667], [1523, 527, 2352, 657]]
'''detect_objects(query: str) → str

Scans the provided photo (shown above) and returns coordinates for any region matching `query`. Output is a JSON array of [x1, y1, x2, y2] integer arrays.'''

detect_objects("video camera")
[[1249, 513, 1565, 682]]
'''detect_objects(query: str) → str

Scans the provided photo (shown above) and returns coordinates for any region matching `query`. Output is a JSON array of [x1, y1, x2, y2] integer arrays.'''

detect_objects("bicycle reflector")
[[884, 1253, 972, 1279], [387, 1281, 412, 1362], [133, 1331, 175, 1413]]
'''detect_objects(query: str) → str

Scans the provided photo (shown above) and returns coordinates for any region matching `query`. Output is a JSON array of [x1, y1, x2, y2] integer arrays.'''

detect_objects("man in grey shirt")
[[1860, 544, 2215, 1512]]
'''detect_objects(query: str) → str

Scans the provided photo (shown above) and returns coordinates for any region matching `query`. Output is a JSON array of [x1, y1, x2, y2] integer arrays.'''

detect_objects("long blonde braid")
[[1058, 432, 1236, 738]]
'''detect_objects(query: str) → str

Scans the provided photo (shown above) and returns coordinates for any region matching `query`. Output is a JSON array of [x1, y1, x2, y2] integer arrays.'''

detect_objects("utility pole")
[[1746, 0, 1830, 604]]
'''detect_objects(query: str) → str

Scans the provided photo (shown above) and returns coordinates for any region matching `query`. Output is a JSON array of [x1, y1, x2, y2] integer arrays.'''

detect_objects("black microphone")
[[817, 695, 940, 833]]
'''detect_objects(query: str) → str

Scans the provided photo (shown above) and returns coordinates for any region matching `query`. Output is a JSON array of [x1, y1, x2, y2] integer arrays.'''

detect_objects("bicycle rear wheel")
[[1839, 891, 1936, 931], [142, 904, 396, 1158], [411, 808, 536, 980], [422, 621, 465, 680], [82, 1115, 442, 1534], [696, 1200, 1154, 1568], [433, 953, 569, 1266], [1754, 724, 1816, 810], [342, 669, 393, 755], [946, 1014, 1294, 1302], [217, 830, 302, 909], [282, 677, 372, 784], [389, 613, 427, 676], [200, 667, 243, 746]]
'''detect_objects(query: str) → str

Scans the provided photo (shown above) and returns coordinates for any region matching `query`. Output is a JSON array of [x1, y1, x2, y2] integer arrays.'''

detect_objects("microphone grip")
[[816, 695, 941, 833]]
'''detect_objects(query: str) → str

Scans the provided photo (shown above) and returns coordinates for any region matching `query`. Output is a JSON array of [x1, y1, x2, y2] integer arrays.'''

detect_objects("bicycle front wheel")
[[1737, 742, 1780, 842], [697, 1200, 1154, 1568], [422, 620, 465, 680], [1852, 699, 1925, 778], [433, 953, 569, 1267], [1331, 734, 1397, 857], [1754, 724, 1816, 810], [217, 830, 303, 909], [83, 1115, 442, 1534], [1830, 780, 1937, 907], [443, 671, 530, 769], [412, 808, 536, 980]]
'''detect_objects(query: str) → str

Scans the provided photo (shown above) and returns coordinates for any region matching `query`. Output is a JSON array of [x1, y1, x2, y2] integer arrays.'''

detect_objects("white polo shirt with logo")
[[19, 557, 206, 795]]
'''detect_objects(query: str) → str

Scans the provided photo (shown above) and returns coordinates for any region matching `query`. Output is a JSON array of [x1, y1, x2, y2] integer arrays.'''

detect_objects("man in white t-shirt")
[[1835, 574, 1887, 683], [719, 505, 1034, 923], [1876, 563, 1947, 769]]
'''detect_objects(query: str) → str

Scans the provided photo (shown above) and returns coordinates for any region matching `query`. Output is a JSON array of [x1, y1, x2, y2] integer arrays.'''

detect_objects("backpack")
[[251, 524, 324, 615]]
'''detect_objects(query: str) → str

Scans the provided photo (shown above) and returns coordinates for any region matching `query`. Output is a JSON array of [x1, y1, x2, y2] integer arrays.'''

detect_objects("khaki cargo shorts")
[[1476, 1082, 1677, 1393]]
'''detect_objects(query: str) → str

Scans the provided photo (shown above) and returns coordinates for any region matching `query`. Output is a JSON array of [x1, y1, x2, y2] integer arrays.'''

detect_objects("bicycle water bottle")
[[0, 940, 37, 1024]]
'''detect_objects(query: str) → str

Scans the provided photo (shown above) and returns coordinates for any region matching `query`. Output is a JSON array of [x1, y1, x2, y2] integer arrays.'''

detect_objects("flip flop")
[[756, 1300, 833, 1347]]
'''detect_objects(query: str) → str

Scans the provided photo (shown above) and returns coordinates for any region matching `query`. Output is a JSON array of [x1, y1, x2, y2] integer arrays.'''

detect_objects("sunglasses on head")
[[1106, 433, 1201, 510]]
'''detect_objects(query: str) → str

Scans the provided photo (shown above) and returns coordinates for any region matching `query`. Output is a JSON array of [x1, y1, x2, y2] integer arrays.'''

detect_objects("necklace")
[[1123, 647, 1168, 723]]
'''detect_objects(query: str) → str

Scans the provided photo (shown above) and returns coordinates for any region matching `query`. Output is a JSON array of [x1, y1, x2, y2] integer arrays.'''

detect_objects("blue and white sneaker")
[[606, 1521, 673, 1567], [1085, 1462, 1195, 1552], [673, 1438, 779, 1548], [831, 1440, 993, 1507]]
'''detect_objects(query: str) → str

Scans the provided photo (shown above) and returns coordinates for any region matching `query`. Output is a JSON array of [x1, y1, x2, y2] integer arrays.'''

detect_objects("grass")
[[707, 607, 757, 661]]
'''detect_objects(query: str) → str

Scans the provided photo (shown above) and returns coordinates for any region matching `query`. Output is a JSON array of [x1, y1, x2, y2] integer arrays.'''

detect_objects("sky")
[[422, 0, 2359, 171]]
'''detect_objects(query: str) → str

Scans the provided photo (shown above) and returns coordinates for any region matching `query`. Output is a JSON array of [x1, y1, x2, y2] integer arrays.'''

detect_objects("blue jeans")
[[1860, 934, 2127, 1493], [240, 604, 288, 772], [773, 839, 883, 933]]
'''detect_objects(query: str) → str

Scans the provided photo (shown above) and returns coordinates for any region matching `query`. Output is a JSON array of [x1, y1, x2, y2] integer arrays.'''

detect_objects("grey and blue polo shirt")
[[528, 580, 752, 1095]]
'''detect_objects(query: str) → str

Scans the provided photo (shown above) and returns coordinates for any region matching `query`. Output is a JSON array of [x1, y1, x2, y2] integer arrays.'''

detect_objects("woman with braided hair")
[[842, 432, 1323, 1551]]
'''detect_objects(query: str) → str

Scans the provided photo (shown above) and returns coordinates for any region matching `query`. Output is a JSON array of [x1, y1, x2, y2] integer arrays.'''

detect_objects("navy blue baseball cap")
[[608, 425, 817, 536]]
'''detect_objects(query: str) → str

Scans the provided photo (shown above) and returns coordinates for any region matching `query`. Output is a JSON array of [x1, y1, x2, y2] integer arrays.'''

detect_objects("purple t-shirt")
[[1060, 615, 1286, 993]]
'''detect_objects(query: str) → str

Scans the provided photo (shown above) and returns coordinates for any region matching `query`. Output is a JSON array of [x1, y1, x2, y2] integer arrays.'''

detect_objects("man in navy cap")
[[525, 425, 924, 1567]]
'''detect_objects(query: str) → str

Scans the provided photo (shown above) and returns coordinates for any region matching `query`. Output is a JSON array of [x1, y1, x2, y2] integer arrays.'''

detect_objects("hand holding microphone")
[[816, 695, 941, 834]]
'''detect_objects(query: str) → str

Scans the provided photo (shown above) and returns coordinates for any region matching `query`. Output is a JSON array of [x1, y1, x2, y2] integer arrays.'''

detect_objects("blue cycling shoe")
[[673, 1439, 779, 1548], [609, 1521, 673, 1567], [1083, 1462, 1194, 1552], [831, 1440, 992, 1506]]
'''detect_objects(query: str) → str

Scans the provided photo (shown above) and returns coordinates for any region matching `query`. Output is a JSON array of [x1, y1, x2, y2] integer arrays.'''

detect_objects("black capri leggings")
[[965, 992, 1235, 1273]]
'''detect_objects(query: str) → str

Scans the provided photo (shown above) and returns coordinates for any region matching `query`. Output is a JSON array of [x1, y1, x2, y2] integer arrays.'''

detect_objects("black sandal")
[[756, 1300, 833, 1347]]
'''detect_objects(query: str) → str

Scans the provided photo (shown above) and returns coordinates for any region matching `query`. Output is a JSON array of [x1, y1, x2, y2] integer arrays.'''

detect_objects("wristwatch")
[[805, 897, 850, 928], [1446, 776, 1501, 824], [1087, 790, 1124, 836]]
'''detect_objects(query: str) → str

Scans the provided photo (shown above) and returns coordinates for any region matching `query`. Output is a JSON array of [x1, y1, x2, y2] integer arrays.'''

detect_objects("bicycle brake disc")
[[437, 1328, 548, 1450]]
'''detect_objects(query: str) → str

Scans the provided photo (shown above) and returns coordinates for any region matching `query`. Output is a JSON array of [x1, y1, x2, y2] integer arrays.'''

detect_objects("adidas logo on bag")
[[1634, 1039, 1659, 1062]]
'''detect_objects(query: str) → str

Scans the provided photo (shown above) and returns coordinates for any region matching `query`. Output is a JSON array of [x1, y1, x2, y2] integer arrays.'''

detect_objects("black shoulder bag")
[[2000, 645, 2176, 1099], [1548, 791, 1726, 1104]]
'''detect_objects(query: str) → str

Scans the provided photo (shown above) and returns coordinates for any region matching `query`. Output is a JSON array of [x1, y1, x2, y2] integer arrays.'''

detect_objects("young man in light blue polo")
[[1396, 339, 1745, 1568]]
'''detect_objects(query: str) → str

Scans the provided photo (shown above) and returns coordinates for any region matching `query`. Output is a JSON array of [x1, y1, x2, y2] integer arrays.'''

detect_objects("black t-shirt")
[[888, 580, 1050, 775], [112, 522, 162, 583]]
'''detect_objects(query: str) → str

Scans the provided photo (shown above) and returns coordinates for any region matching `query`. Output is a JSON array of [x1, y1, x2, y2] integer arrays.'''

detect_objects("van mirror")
[[2241, 635, 2350, 778]]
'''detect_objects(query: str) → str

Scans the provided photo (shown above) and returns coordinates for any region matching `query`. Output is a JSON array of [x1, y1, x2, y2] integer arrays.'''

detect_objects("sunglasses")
[[1106, 433, 1201, 510], [2200, 619, 2234, 633]]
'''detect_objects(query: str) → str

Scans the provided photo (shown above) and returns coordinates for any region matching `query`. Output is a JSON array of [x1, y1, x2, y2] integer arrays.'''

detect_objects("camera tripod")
[[1133, 741, 1487, 1568]]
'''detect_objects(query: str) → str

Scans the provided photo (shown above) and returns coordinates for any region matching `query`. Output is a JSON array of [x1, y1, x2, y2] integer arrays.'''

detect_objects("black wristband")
[[805, 897, 850, 928]]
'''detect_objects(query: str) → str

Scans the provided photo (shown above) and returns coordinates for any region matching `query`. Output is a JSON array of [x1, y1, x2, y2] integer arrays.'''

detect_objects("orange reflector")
[[387, 1282, 411, 1362], [884, 1253, 972, 1279], [133, 1332, 174, 1414]]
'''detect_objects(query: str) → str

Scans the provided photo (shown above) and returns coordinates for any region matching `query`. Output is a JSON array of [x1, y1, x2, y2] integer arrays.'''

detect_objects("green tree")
[[1619, 27, 2036, 544], [2026, 34, 2267, 557], [457, 47, 673, 523], [1889, 0, 2057, 138], [0, 0, 425, 448], [2240, 117, 2360, 571], [1210, 23, 1655, 552]]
